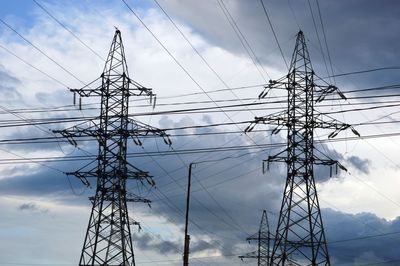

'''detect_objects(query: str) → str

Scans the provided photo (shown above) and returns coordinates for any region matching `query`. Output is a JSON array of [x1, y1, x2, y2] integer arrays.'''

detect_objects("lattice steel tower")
[[245, 31, 359, 265], [54, 29, 171, 266], [239, 210, 271, 266]]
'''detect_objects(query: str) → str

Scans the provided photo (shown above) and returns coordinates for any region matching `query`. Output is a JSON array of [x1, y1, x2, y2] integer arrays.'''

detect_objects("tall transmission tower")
[[54, 29, 171, 266], [245, 31, 359, 265], [239, 210, 271, 266]]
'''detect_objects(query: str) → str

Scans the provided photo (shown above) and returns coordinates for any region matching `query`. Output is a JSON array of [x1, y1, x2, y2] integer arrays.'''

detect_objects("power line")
[[0, 43, 68, 87], [5, 130, 400, 164], [32, 0, 105, 62], [1, 99, 400, 129], [358, 259, 400, 266], [121, 0, 266, 169], [0, 18, 85, 85], [259, 0, 289, 70], [315, 0, 335, 81], [217, 0, 271, 81], [153, 0, 261, 122], [307, 0, 331, 81], [324, 66, 400, 79]]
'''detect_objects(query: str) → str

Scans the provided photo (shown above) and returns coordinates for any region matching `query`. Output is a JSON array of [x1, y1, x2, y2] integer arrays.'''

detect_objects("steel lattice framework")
[[239, 210, 271, 266], [245, 31, 359, 265], [54, 29, 171, 266]]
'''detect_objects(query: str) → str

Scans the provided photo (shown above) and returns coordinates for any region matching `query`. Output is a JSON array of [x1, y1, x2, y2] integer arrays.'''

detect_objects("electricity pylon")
[[245, 31, 359, 265], [239, 210, 271, 266], [54, 29, 171, 266]]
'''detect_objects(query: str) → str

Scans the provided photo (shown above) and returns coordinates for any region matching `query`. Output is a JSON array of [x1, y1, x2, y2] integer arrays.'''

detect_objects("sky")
[[0, 0, 400, 265]]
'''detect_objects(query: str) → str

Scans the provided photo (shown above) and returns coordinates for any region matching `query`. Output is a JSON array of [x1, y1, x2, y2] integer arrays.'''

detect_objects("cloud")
[[158, 0, 400, 90], [347, 155, 371, 174], [0, 64, 23, 102], [324, 209, 400, 265], [135, 232, 181, 254], [18, 202, 48, 213]]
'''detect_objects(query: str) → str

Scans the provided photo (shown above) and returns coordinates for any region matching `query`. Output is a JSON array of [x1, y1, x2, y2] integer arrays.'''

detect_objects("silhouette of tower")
[[239, 210, 271, 266], [245, 31, 359, 265], [54, 29, 171, 266]]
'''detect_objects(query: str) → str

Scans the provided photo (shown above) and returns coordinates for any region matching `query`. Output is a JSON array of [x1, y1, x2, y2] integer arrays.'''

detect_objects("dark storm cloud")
[[0, 139, 97, 201], [135, 232, 181, 254], [0, 163, 86, 198], [325, 209, 400, 265], [347, 155, 371, 174], [157, 0, 400, 90], [18, 202, 37, 211], [135, 232, 219, 255], [314, 143, 371, 181], [18, 202, 48, 213]]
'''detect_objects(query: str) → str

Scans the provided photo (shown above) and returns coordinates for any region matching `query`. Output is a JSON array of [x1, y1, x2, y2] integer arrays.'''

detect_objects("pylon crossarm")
[[70, 86, 102, 98], [258, 77, 287, 99], [53, 118, 171, 147], [69, 78, 156, 115], [67, 77, 102, 98], [312, 157, 337, 166], [66, 171, 91, 187], [285, 258, 302, 266], [312, 156, 348, 176], [246, 111, 360, 136], [128, 118, 172, 146], [126, 169, 155, 187], [127, 79, 155, 97], [314, 84, 347, 103], [52, 120, 99, 143], [247, 235, 272, 241], [128, 216, 142, 231], [245, 110, 287, 132], [239, 251, 259, 259], [261, 149, 287, 173], [123, 160, 155, 186], [312, 115, 360, 138], [266, 149, 287, 163], [125, 192, 151, 204]]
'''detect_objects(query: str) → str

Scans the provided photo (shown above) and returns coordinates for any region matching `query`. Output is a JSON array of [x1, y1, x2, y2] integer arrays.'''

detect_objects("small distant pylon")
[[245, 30, 360, 265], [54, 29, 171, 266], [239, 210, 271, 266]]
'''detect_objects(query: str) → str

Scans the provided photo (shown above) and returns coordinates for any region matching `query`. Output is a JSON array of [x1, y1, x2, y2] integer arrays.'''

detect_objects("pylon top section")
[[289, 30, 313, 75], [260, 210, 269, 233], [103, 28, 129, 77]]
